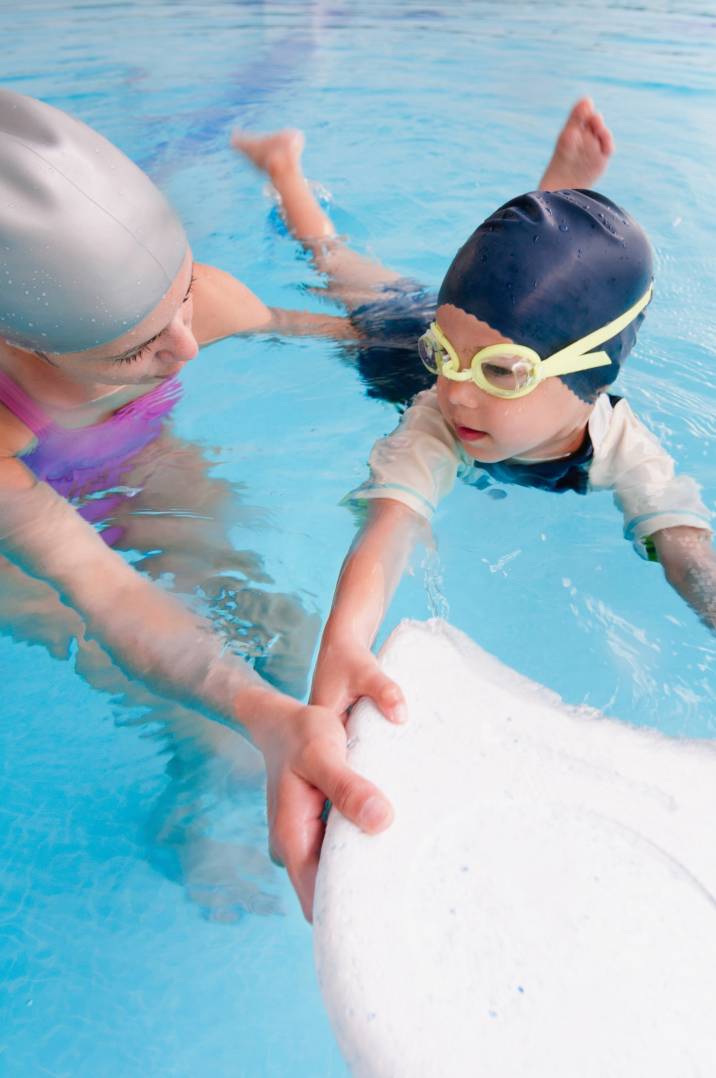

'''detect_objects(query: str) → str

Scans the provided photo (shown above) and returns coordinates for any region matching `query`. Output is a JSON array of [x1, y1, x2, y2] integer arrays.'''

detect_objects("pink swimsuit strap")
[[0, 366, 182, 492], [0, 367, 182, 548], [0, 367, 53, 436]]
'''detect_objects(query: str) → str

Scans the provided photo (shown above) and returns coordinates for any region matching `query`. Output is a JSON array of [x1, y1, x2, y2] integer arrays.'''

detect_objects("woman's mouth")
[[455, 424, 488, 442]]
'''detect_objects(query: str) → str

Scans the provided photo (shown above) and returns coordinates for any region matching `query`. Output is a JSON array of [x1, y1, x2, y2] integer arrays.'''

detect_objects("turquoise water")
[[2, 2, 716, 1074]]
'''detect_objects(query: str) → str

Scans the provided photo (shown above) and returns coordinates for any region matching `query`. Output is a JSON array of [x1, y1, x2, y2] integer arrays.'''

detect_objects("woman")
[[0, 88, 611, 917]]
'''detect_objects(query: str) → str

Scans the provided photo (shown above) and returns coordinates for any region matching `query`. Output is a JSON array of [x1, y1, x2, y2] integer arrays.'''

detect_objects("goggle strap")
[[428, 282, 653, 390], [545, 284, 654, 370], [540, 348, 612, 378]]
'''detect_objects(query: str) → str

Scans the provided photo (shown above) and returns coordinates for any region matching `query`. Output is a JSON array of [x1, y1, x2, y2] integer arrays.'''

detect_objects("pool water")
[[2, 2, 716, 1074]]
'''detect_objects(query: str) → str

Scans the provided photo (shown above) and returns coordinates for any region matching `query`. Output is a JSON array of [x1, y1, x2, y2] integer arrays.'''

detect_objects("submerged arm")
[[0, 456, 276, 727], [190, 261, 356, 346], [652, 526, 716, 631], [0, 457, 393, 918]]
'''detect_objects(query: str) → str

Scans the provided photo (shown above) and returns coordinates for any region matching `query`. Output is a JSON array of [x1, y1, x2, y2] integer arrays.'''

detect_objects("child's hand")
[[251, 695, 393, 921], [311, 638, 407, 724]]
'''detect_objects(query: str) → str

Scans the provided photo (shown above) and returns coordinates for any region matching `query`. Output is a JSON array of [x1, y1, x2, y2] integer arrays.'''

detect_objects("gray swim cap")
[[0, 88, 188, 353]]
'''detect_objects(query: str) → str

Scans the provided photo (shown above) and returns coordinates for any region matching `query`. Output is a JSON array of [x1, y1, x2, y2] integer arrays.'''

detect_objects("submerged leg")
[[234, 100, 615, 308], [0, 556, 286, 919], [232, 127, 404, 309]]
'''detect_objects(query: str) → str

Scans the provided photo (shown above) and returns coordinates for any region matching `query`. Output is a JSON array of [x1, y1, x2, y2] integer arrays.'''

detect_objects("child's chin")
[[461, 440, 509, 464]]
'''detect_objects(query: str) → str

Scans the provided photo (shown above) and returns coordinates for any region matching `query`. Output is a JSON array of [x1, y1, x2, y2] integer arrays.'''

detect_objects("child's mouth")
[[455, 425, 488, 442]]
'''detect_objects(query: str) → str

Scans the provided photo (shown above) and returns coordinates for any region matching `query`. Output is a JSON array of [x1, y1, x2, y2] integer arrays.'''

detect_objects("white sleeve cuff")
[[626, 509, 713, 560], [343, 481, 435, 520]]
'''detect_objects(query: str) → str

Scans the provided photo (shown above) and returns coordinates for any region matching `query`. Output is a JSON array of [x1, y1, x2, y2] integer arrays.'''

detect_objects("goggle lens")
[[418, 332, 443, 374], [479, 356, 536, 393], [418, 327, 540, 397]]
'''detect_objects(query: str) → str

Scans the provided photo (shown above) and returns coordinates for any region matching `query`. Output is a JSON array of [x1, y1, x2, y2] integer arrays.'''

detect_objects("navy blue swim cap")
[[437, 190, 654, 402]]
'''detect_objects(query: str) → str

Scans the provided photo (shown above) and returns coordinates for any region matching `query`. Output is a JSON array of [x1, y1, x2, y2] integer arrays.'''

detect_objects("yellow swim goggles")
[[418, 285, 653, 400]]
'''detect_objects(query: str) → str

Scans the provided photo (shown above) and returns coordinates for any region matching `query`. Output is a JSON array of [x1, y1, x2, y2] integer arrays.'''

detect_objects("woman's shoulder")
[[190, 262, 272, 344]]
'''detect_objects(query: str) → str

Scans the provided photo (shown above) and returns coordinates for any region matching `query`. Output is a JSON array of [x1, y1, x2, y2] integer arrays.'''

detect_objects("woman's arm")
[[0, 455, 268, 723], [311, 498, 427, 721], [0, 455, 392, 919], [190, 262, 357, 346], [652, 526, 716, 630]]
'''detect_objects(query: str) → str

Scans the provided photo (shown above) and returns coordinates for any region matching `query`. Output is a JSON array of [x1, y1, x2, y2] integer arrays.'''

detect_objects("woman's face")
[[39, 249, 199, 386]]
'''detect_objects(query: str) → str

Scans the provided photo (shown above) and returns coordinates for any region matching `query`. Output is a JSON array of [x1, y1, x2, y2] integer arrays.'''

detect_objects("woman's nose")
[[157, 310, 199, 363]]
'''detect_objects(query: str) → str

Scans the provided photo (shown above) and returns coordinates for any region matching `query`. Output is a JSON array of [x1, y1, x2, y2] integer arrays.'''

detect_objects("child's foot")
[[539, 97, 614, 192], [231, 127, 305, 184], [233, 126, 336, 243]]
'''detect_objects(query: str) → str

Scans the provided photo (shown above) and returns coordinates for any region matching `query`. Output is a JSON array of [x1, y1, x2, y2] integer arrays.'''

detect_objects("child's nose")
[[445, 376, 484, 409]]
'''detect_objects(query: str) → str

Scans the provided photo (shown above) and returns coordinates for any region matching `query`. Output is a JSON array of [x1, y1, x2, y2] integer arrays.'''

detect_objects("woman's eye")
[[182, 275, 196, 303], [115, 346, 147, 365]]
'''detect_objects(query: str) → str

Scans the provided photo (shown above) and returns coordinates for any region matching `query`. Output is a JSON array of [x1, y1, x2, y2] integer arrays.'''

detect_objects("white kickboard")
[[313, 619, 716, 1078]]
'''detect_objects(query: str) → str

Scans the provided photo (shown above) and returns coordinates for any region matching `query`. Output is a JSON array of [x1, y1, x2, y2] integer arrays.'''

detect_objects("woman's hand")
[[247, 690, 394, 921]]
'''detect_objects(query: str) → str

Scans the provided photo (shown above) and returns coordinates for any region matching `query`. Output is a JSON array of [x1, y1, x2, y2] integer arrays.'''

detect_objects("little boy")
[[311, 189, 716, 738]]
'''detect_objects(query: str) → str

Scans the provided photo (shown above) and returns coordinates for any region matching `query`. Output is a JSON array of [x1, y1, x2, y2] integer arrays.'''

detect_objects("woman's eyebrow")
[[107, 267, 195, 362]]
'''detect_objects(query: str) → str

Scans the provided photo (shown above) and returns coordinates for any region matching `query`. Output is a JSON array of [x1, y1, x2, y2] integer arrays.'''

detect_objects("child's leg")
[[538, 97, 614, 192], [232, 128, 404, 310], [233, 100, 614, 310]]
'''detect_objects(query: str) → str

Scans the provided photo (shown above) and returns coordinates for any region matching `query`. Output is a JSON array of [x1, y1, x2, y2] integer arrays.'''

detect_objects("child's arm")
[[190, 261, 357, 346], [589, 396, 714, 625], [313, 389, 461, 717], [312, 499, 426, 721], [651, 526, 716, 630]]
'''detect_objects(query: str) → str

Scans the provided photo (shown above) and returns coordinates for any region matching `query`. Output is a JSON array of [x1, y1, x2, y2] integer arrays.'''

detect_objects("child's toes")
[[588, 112, 614, 155], [575, 96, 593, 121]]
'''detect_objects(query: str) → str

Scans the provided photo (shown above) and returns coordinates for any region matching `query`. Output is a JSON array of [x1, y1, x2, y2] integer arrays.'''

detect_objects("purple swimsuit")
[[0, 369, 182, 544]]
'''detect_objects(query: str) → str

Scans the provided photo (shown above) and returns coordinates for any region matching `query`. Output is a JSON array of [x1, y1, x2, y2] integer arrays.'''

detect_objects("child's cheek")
[[436, 380, 451, 421]]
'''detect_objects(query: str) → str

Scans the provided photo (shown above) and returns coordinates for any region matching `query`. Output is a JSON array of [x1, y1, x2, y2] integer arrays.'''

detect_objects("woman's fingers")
[[270, 773, 326, 921], [270, 745, 393, 921], [302, 736, 393, 834]]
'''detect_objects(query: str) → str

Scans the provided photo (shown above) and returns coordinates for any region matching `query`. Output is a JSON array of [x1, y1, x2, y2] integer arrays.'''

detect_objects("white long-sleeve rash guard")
[[346, 388, 712, 560]]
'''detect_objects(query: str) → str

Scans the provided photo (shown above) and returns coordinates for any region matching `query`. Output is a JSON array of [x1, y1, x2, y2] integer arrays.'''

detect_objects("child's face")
[[434, 304, 594, 462]]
